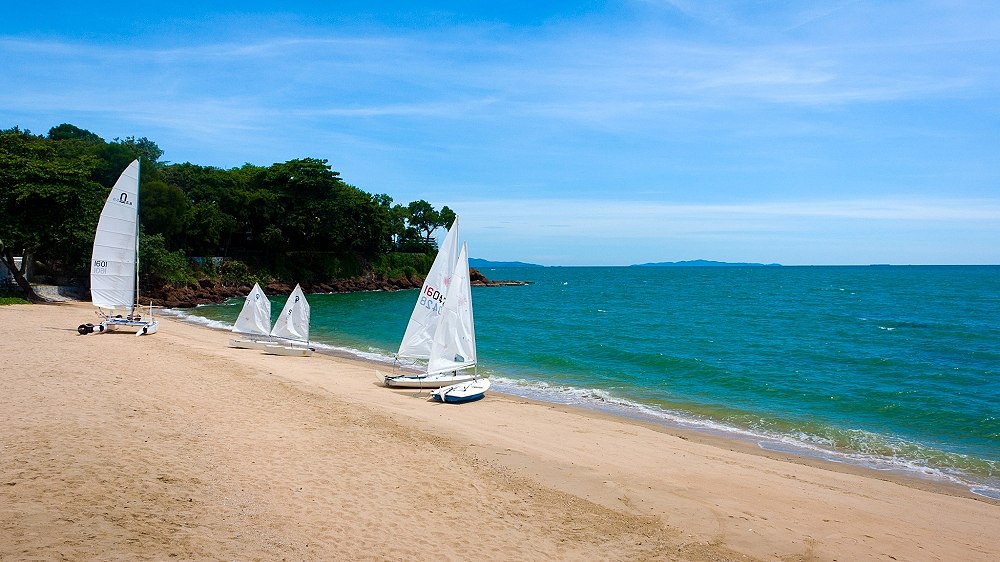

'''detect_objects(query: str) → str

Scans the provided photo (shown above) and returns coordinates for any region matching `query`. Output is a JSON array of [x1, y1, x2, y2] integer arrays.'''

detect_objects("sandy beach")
[[1, 302, 997, 561]]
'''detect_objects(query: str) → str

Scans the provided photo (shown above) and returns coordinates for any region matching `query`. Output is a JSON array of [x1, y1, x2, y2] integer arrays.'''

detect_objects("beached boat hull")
[[229, 338, 272, 349], [431, 378, 490, 403], [379, 370, 477, 389], [263, 344, 314, 357], [78, 318, 159, 336]]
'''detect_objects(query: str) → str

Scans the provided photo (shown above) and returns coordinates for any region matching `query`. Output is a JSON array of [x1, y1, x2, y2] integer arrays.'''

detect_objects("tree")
[[0, 129, 105, 301], [440, 205, 456, 230], [407, 200, 439, 246], [48, 123, 103, 144]]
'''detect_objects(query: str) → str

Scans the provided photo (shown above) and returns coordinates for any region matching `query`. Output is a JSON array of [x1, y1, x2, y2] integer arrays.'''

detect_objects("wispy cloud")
[[2, 4, 998, 264], [452, 197, 1000, 265]]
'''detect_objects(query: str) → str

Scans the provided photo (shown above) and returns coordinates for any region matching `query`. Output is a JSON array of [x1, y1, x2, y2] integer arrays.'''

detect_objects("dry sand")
[[1, 301, 997, 561]]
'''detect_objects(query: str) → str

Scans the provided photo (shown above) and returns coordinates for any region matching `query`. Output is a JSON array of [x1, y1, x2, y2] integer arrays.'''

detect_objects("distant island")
[[470, 258, 544, 268], [632, 260, 781, 267]]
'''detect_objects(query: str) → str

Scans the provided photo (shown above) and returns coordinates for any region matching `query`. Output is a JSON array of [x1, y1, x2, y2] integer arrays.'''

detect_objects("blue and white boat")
[[431, 377, 490, 403]]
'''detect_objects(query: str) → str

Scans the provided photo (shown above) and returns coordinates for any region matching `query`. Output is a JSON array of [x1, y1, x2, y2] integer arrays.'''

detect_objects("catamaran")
[[382, 242, 480, 389], [77, 159, 158, 336], [229, 282, 273, 348], [263, 284, 314, 356]]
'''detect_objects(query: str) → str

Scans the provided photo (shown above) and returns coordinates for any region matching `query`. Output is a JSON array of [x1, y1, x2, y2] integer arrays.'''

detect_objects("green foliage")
[[3, 122, 459, 288], [0, 128, 106, 277], [0, 287, 30, 305], [141, 233, 195, 286], [218, 259, 257, 287], [372, 252, 435, 280]]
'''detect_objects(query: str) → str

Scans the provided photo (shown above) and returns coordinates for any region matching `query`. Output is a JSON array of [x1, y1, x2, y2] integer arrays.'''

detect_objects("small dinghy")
[[263, 284, 313, 357], [381, 240, 479, 389], [430, 377, 490, 404], [229, 282, 273, 349]]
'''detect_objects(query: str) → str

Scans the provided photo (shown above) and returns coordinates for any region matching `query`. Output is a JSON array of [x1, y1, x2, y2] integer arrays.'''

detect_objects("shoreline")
[[165, 304, 1000, 502], [3, 301, 998, 561]]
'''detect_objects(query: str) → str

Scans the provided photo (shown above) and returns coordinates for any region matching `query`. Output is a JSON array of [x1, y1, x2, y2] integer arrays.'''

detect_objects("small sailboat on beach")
[[229, 282, 272, 348], [382, 242, 481, 389], [397, 215, 462, 363], [380, 216, 464, 387], [430, 377, 491, 404], [77, 159, 158, 336], [263, 284, 314, 356]]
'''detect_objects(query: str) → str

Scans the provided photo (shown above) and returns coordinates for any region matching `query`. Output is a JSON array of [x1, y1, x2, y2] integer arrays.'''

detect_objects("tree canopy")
[[1, 123, 457, 295]]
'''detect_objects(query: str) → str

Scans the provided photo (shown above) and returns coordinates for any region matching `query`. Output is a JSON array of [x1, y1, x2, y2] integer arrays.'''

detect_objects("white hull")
[[379, 370, 477, 388], [431, 378, 490, 403], [229, 338, 272, 349], [263, 344, 314, 357], [79, 317, 158, 336]]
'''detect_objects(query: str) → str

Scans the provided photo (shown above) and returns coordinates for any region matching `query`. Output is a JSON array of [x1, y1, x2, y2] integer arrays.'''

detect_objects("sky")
[[3, 1, 999, 265]]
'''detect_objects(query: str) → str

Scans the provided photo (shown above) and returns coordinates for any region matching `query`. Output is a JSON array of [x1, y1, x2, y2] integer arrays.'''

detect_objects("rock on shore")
[[144, 268, 530, 308]]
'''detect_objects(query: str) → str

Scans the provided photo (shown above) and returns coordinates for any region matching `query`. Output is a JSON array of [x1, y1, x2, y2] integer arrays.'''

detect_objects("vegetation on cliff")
[[1, 124, 456, 303]]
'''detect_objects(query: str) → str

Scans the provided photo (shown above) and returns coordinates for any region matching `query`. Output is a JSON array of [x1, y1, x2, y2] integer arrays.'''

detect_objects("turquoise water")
[[171, 266, 1000, 498]]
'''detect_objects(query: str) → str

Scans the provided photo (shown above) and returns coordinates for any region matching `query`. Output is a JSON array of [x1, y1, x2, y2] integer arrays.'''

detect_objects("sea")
[[165, 265, 1000, 500]]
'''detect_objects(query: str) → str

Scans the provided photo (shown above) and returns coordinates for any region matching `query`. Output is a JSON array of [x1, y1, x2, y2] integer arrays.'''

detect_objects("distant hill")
[[470, 258, 544, 268], [632, 259, 781, 267]]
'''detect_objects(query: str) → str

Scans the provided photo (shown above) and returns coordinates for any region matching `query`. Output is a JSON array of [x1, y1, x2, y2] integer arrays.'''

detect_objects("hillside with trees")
[[1, 124, 456, 304]]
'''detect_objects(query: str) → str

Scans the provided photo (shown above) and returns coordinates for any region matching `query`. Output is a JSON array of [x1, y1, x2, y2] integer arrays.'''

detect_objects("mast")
[[133, 159, 141, 316]]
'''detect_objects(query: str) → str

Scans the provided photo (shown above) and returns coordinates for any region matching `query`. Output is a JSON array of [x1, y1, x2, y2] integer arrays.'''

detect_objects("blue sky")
[[3, 1, 999, 265]]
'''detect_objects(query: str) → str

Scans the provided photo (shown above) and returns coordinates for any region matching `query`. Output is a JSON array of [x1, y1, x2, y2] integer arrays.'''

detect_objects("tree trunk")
[[2, 248, 42, 302]]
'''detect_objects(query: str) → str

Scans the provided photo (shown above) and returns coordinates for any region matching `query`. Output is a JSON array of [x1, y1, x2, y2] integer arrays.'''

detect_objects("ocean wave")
[[160, 308, 235, 331], [486, 374, 1000, 498]]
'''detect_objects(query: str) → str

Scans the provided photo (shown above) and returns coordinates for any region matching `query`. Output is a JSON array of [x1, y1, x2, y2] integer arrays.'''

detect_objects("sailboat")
[[430, 377, 491, 404], [378, 216, 459, 387], [397, 215, 461, 362], [382, 243, 480, 389], [77, 159, 159, 336], [263, 284, 313, 356], [229, 282, 272, 348]]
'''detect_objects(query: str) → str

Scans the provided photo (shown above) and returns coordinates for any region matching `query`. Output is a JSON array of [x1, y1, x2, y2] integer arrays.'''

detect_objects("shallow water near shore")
[[171, 265, 1000, 499]]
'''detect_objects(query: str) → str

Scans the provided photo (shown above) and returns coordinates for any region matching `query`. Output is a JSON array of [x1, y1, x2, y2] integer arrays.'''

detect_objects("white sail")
[[397, 216, 461, 360], [90, 159, 140, 312], [427, 243, 476, 375], [270, 284, 310, 343], [233, 282, 271, 336]]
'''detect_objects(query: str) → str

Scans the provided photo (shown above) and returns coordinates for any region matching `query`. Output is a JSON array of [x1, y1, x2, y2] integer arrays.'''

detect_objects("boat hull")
[[431, 378, 490, 403], [229, 338, 272, 349], [79, 318, 158, 336], [381, 371, 477, 388], [263, 344, 314, 357]]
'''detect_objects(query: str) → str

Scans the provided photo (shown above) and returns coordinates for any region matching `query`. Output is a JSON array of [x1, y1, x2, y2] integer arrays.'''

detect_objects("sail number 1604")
[[419, 285, 445, 313]]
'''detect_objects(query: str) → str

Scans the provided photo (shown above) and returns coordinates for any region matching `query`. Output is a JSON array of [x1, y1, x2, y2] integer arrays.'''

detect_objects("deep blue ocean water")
[[169, 266, 1000, 498]]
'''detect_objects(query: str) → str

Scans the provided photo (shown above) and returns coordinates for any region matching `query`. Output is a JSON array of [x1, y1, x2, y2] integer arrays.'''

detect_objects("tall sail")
[[397, 215, 461, 360], [427, 243, 476, 375], [270, 284, 310, 343], [233, 282, 272, 336], [90, 159, 140, 312]]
